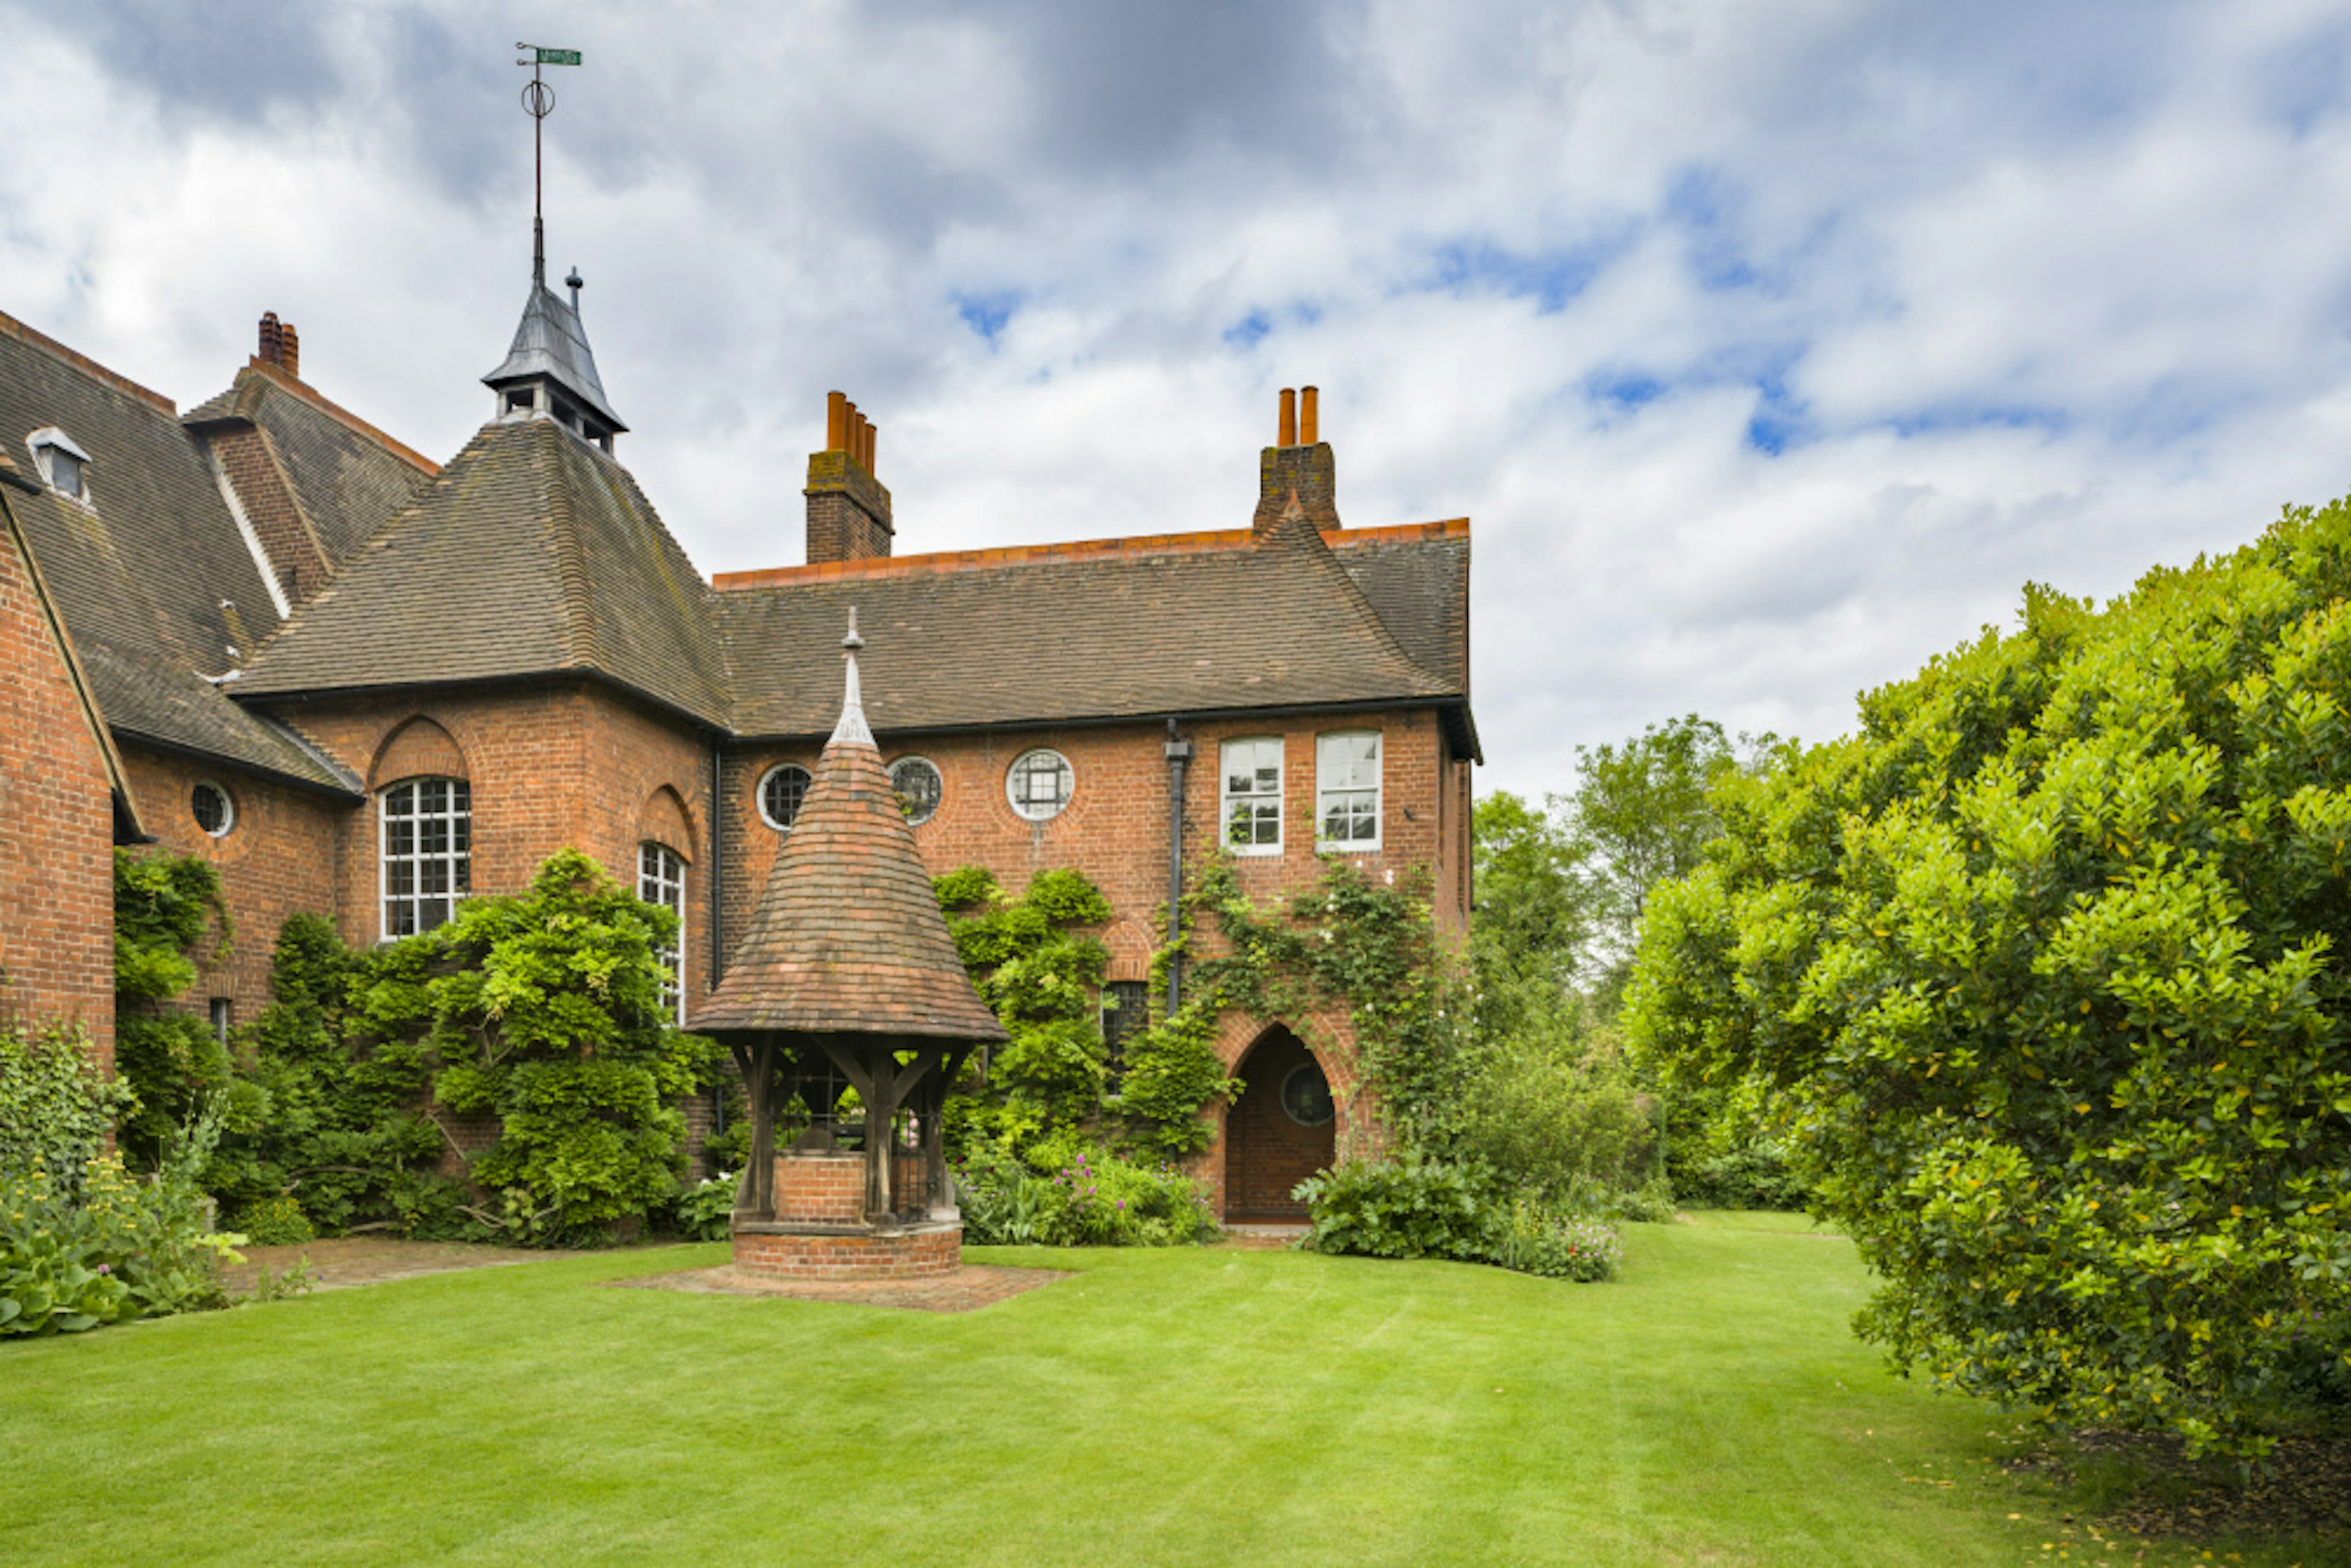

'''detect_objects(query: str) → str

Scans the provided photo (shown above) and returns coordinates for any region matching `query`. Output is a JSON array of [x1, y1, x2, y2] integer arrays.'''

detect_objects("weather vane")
[[516, 42, 582, 286]]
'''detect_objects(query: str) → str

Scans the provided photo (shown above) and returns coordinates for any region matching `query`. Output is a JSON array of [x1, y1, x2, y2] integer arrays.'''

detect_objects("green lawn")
[[1, 1214, 2338, 1567]]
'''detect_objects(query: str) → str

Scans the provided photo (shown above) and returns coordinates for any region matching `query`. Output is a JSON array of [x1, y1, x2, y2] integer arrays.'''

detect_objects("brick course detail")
[[731, 1221, 961, 1281]]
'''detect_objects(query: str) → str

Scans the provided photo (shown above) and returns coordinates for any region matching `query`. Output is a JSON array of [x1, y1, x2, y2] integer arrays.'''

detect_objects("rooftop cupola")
[[482, 254, 626, 453]]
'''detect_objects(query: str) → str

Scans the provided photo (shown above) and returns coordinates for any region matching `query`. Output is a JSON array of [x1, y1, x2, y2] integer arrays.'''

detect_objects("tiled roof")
[[712, 508, 1461, 740], [185, 362, 436, 569], [0, 312, 356, 793], [234, 418, 730, 727], [692, 652, 1008, 1042], [1327, 520, 1470, 691]]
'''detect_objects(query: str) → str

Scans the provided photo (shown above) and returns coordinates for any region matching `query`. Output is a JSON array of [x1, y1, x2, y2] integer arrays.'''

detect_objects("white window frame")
[[1006, 748, 1074, 822], [757, 763, 813, 831], [889, 756, 943, 825], [380, 776, 471, 939], [26, 427, 90, 501], [1315, 730, 1382, 852], [190, 780, 236, 839], [1220, 737, 1284, 857], [638, 841, 686, 1026]]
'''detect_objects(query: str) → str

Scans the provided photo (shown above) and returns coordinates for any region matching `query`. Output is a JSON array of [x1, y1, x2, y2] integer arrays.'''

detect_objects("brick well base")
[[730, 1220, 961, 1281]]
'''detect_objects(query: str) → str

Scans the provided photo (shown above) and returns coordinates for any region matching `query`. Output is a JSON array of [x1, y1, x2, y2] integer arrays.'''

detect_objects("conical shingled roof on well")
[[691, 635, 1007, 1044]]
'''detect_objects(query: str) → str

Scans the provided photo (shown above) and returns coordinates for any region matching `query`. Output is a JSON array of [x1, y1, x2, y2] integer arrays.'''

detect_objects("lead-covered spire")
[[831, 607, 875, 748]]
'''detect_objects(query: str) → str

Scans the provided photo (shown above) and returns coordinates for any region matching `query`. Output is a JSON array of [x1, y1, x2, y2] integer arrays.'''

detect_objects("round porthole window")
[[889, 757, 943, 825], [1280, 1062, 1334, 1128], [191, 781, 234, 838], [758, 763, 812, 830], [1006, 748, 1073, 822]]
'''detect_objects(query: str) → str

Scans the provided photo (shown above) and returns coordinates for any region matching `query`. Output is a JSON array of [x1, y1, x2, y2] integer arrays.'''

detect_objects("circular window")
[[1006, 748, 1073, 822], [191, 781, 234, 838], [1280, 1063, 1334, 1128], [889, 757, 943, 825], [757, 763, 812, 831]]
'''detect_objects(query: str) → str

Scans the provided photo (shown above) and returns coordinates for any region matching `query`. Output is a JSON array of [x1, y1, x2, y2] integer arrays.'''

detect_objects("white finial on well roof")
[[831, 606, 874, 748]]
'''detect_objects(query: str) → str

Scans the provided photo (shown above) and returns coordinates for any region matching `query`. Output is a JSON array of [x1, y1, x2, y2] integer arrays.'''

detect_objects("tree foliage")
[[1627, 503, 2351, 1458]]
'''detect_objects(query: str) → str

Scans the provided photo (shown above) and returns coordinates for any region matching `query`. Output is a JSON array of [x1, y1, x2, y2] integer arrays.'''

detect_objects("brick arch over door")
[[638, 784, 697, 865], [1223, 1024, 1337, 1223], [367, 715, 469, 790]]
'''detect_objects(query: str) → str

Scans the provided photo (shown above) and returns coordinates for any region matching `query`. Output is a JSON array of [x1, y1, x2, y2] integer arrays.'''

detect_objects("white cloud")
[[6, 0, 2351, 800]]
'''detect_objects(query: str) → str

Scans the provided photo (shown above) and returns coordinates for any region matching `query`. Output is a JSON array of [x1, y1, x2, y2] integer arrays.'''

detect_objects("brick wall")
[[774, 1150, 865, 1223], [258, 678, 718, 1016], [0, 519, 116, 1063], [719, 707, 1458, 1213], [118, 745, 345, 1030]]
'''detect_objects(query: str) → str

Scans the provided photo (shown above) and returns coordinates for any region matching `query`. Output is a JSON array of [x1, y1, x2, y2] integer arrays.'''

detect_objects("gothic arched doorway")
[[1223, 1026, 1336, 1222]]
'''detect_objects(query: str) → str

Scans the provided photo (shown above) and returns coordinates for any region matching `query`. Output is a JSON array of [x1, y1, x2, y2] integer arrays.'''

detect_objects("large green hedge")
[[1628, 501, 2351, 1458]]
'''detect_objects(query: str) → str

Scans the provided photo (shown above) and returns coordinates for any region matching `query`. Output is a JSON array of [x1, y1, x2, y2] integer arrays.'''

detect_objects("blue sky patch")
[[1416, 228, 1634, 312], [1223, 309, 1273, 349], [953, 290, 1022, 343]]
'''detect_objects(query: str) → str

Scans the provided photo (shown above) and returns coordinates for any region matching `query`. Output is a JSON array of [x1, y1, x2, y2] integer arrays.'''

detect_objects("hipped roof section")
[[713, 513, 1469, 747], [691, 666, 1008, 1043], [235, 418, 730, 728]]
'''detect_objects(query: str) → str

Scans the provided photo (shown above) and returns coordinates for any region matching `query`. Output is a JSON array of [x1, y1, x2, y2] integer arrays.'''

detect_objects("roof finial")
[[831, 607, 874, 748]]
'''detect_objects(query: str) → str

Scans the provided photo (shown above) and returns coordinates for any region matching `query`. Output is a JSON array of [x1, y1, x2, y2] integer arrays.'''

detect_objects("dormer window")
[[27, 428, 89, 500]]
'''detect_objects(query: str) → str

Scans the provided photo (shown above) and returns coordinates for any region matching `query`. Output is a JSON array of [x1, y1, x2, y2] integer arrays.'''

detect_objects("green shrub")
[[1484, 1197, 1624, 1281], [954, 1139, 1215, 1247], [1296, 1155, 1623, 1281], [665, 1172, 737, 1242], [0, 1021, 134, 1183], [1453, 1035, 1660, 1211], [112, 850, 233, 1169], [1294, 1155, 1490, 1261], [225, 1195, 315, 1247], [1, 1110, 241, 1337]]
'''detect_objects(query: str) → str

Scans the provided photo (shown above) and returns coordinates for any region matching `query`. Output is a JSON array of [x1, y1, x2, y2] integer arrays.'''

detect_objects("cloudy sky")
[[7, 1, 2351, 799]]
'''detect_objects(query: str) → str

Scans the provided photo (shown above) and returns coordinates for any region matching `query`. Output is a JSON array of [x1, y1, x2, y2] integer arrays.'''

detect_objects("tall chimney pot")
[[1278, 388, 1297, 447], [827, 391, 849, 452], [279, 323, 299, 380], [1300, 385, 1319, 445], [258, 312, 282, 366]]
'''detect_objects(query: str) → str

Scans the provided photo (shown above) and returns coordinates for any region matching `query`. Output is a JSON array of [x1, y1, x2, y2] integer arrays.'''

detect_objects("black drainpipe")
[[708, 738, 726, 1138], [1164, 717, 1193, 1016]]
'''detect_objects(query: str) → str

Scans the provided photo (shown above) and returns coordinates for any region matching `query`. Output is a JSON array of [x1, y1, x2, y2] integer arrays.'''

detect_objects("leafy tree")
[[1574, 716, 1771, 1003], [1627, 504, 2351, 1459]]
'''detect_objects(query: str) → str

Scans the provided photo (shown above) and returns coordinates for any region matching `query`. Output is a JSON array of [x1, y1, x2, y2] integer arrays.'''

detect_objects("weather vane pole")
[[516, 42, 583, 287]]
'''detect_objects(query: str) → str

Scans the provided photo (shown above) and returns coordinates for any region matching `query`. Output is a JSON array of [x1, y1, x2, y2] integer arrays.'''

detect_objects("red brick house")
[[0, 258, 1477, 1220]]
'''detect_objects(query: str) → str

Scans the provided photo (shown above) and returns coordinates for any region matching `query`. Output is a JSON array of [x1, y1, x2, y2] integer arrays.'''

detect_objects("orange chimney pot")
[[1300, 385, 1318, 445], [1278, 388, 1297, 447]]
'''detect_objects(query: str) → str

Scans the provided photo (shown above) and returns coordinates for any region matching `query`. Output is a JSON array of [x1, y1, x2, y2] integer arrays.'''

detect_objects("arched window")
[[1007, 748, 1073, 822], [758, 763, 812, 831], [638, 841, 686, 1025], [381, 778, 470, 937]]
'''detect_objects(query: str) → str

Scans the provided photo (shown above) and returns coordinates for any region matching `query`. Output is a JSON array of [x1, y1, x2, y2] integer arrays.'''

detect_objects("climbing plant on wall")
[[111, 848, 233, 1169]]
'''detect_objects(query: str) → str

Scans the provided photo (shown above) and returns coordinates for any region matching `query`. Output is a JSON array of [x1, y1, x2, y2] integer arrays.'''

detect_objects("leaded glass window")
[[381, 777, 470, 937], [890, 757, 943, 825], [1007, 748, 1073, 822], [759, 763, 812, 830], [639, 841, 686, 1025]]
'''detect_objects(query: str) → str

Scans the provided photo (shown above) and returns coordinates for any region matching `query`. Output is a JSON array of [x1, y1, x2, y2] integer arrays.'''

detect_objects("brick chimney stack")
[[1255, 384, 1338, 533], [256, 312, 300, 380], [805, 390, 894, 564]]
